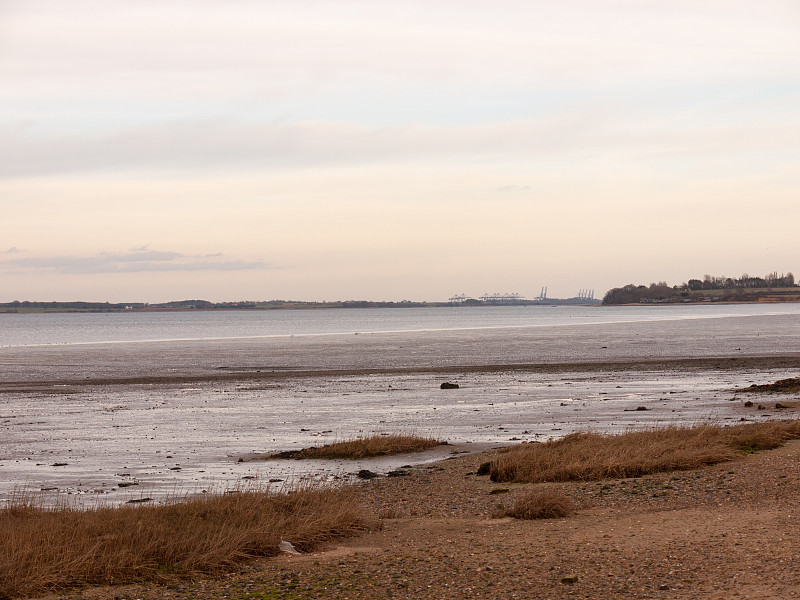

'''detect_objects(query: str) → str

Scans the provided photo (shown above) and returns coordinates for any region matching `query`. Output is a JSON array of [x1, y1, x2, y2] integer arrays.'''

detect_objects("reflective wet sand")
[[2, 314, 799, 505]]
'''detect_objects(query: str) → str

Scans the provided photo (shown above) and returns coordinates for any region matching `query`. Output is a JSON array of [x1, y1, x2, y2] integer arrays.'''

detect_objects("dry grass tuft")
[[270, 434, 443, 460], [500, 488, 575, 520], [489, 420, 800, 484], [741, 377, 800, 394], [0, 486, 371, 598]]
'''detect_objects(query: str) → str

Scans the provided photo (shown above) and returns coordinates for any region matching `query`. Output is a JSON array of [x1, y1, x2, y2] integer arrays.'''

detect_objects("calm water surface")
[[3, 303, 800, 347]]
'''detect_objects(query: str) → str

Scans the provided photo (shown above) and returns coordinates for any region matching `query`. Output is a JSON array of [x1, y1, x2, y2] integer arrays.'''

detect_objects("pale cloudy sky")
[[1, 0, 798, 302]]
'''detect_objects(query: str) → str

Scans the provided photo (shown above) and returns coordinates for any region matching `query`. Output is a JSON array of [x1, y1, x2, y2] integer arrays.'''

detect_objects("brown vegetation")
[[0, 486, 371, 598], [489, 420, 800, 483], [741, 377, 800, 394], [499, 488, 575, 520], [269, 434, 443, 460]]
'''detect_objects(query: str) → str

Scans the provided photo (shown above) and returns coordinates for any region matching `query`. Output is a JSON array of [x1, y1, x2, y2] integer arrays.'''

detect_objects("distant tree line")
[[684, 272, 795, 291], [603, 271, 797, 305]]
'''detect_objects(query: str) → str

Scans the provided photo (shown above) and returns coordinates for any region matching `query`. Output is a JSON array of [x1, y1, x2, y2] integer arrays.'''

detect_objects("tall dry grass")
[[500, 488, 575, 520], [490, 420, 800, 484], [271, 433, 443, 459], [0, 486, 371, 598]]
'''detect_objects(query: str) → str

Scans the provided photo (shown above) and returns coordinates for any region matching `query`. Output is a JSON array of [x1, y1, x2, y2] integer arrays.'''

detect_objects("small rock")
[[357, 469, 379, 479], [126, 497, 152, 504], [440, 382, 460, 389], [561, 574, 579, 584], [744, 400, 753, 407], [279, 540, 301, 555], [387, 469, 410, 477], [659, 583, 670, 590]]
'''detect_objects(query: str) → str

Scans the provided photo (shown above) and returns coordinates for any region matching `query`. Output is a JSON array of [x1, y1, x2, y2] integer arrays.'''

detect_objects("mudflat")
[[36, 436, 800, 600]]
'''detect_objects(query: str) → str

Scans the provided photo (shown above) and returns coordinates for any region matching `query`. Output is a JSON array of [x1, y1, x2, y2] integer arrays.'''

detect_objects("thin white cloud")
[[1, 249, 270, 275], [2, 106, 798, 178]]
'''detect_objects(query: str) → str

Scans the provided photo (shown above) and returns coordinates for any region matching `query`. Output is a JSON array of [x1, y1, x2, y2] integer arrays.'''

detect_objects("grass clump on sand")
[[489, 420, 800, 484], [499, 489, 575, 520], [270, 434, 444, 460], [741, 377, 800, 394], [0, 486, 371, 598]]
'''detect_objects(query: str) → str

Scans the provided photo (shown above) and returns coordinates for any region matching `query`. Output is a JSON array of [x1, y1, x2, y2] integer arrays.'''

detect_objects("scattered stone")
[[241, 475, 256, 480], [118, 482, 139, 488], [659, 583, 670, 590], [561, 574, 579, 584], [357, 469, 379, 479], [279, 540, 302, 555], [440, 382, 460, 389], [51, 462, 68, 467], [489, 488, 509, 495], [744, 400, 754, 407], [775, 403, 790, 409], [636, 406, 648, 411], [126, 497, 152, 504], [758, 404, 766, 410], [269, 478, 284, 483], [387, 469, 410, 477]]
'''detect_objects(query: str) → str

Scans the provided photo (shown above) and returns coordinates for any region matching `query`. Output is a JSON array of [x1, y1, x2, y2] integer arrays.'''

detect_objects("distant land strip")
[[0, 297, 599, 313]]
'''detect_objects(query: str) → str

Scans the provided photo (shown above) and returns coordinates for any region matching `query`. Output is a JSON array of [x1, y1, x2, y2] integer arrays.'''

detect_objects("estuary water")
[[3, 302, 800, 348], [1, 304, 800, 506]]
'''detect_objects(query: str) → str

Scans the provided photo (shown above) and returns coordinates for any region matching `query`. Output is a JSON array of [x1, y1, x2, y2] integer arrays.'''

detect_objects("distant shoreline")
[[0, 299, 602, 313], [7, 298, 800, 314]]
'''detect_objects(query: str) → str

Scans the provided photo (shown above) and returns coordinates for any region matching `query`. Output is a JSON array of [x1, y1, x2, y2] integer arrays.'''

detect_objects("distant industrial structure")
[[449, 287, 599, 306]]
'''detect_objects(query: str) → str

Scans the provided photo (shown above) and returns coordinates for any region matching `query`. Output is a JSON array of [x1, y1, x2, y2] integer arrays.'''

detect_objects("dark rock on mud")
[[476, 462, 492, 476], [387, 469, 410, 477]]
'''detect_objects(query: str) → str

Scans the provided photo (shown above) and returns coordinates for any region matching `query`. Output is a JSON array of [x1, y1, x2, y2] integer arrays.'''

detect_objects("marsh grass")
[[0, 486, 371, 598], [500, 489, 575, 520], [270, 434, 443, 460], [489, 420, 800, 484], [741, 377, 800, 394]]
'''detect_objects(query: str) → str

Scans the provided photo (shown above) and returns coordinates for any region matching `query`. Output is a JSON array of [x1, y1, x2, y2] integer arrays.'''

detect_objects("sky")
[[1, 0, 799, 303]]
